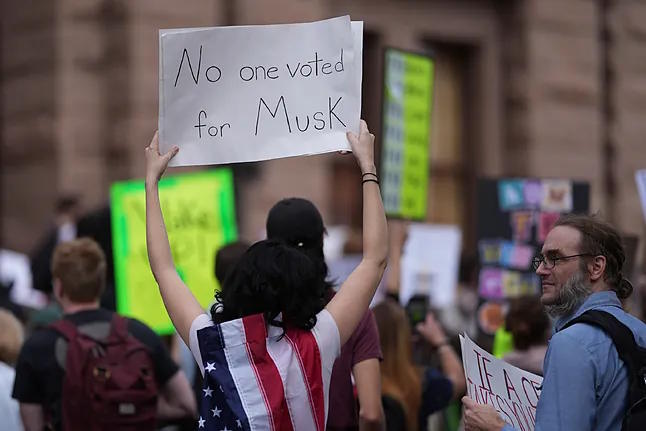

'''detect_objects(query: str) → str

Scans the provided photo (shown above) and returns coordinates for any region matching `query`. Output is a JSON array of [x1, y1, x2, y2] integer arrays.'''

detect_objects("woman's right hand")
[[145, 131, 179, 184], [346, 120, 376, 174]]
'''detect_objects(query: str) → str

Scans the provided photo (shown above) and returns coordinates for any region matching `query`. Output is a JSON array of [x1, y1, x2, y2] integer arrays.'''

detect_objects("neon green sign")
[[110, 169, 237, 334], [381, 49, 434, 219]]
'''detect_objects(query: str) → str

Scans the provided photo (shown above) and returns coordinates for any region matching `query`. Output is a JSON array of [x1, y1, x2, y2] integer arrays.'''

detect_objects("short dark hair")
[[55, 195, 79, 214], [211, 240, 327, 334], [266, 198, 332, 292], [214, 241, 250, 285], [505, 296, 549, 350], [554, 214, 632, 299]]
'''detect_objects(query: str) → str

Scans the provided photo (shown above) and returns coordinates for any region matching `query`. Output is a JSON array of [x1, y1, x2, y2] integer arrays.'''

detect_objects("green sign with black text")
[[110, 169, 237, 335], [381, 49, 434, 219]]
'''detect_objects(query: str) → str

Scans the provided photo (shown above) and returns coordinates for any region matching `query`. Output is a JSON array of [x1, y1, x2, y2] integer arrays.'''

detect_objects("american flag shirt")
[[189, 310, 340, 431]]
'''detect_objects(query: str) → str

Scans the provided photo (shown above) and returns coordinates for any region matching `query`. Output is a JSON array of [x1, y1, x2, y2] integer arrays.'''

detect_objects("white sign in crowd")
[[460, 334, 543, 431], [636, 169, 646, 223], [159, 16, 363, 166], [400, 224, 462, 308]]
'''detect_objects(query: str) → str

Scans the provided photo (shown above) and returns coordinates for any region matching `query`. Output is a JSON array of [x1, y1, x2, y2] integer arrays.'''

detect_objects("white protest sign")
[[460, 333, 543, 431], [400, 224, 461, 308], [159, 16, 363, 166], [636, 170, 646, 223], [0, 249, 47, 309]]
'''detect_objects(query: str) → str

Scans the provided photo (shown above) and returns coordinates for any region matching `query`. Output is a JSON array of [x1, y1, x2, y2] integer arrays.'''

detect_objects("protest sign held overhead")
[[159, 16, 363, 166], [460, 333, 543, 431]]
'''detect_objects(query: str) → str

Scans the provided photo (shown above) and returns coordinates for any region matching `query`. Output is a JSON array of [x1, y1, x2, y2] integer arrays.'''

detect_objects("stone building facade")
[[2, 0, 645, 259]]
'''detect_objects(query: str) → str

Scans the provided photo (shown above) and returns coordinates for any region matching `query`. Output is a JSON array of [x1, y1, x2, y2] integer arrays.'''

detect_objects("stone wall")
[[2, 0, 645, 255], [1, 0, 226, 252], [2, 0, 58, 251], [505, 0, 646, 236], [510, 0, 604, 211], [608, 0, 646, 236]]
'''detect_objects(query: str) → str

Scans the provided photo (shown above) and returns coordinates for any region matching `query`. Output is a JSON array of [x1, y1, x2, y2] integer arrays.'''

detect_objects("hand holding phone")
[[416, 311, 449, 348]]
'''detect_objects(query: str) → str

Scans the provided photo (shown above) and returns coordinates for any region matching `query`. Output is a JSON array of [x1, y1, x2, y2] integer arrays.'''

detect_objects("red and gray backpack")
[[49, 314, 158, 431]]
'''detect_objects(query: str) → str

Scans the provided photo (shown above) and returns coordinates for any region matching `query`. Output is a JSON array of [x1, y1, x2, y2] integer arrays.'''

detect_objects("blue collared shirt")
[[502, 291, 646, 431]]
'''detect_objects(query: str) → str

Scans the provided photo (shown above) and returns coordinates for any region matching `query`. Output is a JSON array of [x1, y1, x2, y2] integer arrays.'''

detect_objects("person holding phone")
[[374, 299, 466, 431]]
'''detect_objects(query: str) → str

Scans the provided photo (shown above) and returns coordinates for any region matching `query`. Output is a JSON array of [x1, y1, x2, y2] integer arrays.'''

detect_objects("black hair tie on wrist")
[[362, 172, 378, 178], [362, 178, 379, 185]]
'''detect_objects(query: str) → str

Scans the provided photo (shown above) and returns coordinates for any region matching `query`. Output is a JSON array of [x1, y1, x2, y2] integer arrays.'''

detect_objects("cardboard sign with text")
[[110, 170, 237, 334], [460, 334, 543, 431], [159, 16, 363, 166]]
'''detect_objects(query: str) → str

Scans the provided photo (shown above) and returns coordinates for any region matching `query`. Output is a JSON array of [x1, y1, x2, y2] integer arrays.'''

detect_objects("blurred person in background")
[[12, 238, 196, 431], [266, 197, 385, 431], [214, 242, 251, 290], [0, 308, 25, 431], [502, 295, 549, 376], [374, 299, 466, 431], [30, 195, 80, 295]]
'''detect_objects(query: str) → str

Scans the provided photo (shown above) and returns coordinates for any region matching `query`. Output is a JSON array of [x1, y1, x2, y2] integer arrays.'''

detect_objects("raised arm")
[[417, 312, 467, 400], [145, 132, 203, 345], [326, 120, 388, 345]]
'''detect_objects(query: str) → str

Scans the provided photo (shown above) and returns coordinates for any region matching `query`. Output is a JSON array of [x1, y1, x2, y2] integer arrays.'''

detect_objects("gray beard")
[[544, 270, 593, 319]]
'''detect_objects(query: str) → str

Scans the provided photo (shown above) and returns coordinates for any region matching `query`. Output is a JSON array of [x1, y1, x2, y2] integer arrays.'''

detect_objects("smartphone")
[[406, 294, 429, 329]]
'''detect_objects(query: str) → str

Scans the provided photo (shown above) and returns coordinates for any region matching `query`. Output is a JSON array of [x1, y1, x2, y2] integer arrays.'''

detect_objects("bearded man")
[[463, 214, 646, 431]]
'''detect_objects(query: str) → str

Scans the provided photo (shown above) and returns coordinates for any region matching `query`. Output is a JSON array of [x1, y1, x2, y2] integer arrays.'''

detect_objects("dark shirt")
[[419, 367, 453, 430], [12, 308, 178, 430], [327, 305, 383, 430]]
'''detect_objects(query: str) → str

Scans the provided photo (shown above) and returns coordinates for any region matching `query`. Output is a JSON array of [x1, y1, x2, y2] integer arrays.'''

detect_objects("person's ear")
[[53, 278, 64, 301], [588, 255, 607, 282]]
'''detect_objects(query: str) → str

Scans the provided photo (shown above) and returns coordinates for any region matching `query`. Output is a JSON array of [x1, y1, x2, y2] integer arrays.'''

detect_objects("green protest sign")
[[110, 169, 237, 334], [381, 49, 434, 219]]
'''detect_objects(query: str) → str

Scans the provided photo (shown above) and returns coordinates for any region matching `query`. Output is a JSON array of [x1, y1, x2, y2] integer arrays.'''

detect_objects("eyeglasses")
[[531, 253, 593, 271]]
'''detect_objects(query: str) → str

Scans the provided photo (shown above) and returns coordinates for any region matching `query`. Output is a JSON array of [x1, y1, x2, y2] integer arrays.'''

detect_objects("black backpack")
[[562, 310, 646, 431]]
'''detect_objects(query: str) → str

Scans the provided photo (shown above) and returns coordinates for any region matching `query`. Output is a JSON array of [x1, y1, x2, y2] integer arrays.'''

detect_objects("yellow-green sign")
[[381, 49, 434, 219], [110, 169, 237, 334]]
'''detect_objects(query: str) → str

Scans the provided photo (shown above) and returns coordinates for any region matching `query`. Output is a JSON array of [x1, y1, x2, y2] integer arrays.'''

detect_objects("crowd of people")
[[0, 120, 645, 431]]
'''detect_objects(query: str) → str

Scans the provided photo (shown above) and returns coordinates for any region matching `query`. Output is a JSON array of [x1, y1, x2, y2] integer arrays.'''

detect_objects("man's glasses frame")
[[531, 253, 594, 271]]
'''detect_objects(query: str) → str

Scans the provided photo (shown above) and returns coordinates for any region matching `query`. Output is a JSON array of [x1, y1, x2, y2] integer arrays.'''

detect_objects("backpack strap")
[[49, 318, 80, 341], [562, 310, 642, 384], [109, 313, 130, 342]]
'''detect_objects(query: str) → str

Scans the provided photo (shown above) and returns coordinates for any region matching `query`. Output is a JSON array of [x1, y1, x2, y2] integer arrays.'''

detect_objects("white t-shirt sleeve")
[[189, 313, 214, 377], [311, 309, 341, 372]]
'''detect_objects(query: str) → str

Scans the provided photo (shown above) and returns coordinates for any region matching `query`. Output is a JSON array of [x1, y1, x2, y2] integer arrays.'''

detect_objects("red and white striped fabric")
[[189, 310, 340, 431]]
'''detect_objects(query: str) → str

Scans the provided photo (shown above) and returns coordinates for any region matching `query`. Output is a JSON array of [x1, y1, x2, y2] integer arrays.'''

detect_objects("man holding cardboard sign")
[[463, 214, 646, 431]]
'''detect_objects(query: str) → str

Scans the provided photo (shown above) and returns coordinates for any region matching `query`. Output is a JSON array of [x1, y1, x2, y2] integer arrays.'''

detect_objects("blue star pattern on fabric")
[[196, 323, 250, 431], [190, 311, 340, 430]]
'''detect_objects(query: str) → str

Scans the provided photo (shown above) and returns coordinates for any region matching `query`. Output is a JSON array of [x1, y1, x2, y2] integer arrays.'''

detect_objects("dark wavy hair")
[[293, 237, 335, 294], [554, 213, 633, 299], [210, 239, 327, 333]]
